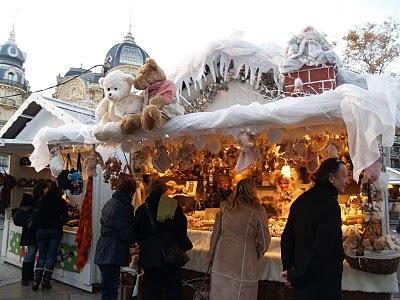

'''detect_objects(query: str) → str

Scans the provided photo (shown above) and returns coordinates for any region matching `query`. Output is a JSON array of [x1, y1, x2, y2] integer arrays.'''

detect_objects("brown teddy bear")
[[121, 58, 178, 133]]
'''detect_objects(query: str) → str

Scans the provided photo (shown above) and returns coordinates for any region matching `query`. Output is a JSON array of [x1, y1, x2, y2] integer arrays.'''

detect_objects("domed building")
[[53, 32, 149, 107], [0, 27, 30, 127], [102, 32, 149, 75]]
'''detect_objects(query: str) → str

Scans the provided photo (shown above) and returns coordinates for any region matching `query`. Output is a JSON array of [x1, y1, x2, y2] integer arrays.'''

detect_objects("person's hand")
[[280, 270, 292, 288]]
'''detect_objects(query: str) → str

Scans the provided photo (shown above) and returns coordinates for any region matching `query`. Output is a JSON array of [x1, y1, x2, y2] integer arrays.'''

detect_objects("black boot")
[[21, 262, 30, 286], [27, 262, 35, 281], [41, 269, 53, 290], [32, 268, 43, 291]]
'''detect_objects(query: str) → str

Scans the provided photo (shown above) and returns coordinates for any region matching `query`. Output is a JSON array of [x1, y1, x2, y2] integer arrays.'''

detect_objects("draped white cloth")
[[186, 230, 398, 293]]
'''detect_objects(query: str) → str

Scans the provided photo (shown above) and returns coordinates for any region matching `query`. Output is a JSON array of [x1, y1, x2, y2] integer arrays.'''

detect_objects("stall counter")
[[1, 218, 96, 292], [185, 229, 399, 294]]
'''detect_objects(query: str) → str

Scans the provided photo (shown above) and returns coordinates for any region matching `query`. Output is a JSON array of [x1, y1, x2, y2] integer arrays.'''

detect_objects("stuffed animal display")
[[93, 70, 144, 141], [121, 58, 183, 133]]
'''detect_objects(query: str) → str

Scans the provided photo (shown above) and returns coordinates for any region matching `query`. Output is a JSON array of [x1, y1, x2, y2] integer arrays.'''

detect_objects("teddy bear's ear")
[[124, 73, 135, 85], [146, 58, 158, 70], [99, 77, 105, 88]]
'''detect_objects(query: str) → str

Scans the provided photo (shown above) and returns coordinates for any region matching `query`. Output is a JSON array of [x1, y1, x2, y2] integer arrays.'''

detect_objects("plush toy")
[[93, 70, 144, 141], [84, 149, 104, 177], [124, 58, 181, 132], [235, 128, 261, 172], [343, 226, 361, 254]]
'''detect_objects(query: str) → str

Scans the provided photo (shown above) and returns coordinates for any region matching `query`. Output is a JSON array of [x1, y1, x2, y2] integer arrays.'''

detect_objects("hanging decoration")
[[75, 176, 93, 271], [185, 80, 228, 113]]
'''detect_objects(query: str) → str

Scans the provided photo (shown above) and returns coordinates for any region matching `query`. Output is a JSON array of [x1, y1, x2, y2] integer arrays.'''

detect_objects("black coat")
[[34, 192, 69, 231], [18, 193, 38, 246], [134, 191, 192, 268], [281, 182, 344, 300], [20, 207, 37, 246], [94, 191, 135, 266]]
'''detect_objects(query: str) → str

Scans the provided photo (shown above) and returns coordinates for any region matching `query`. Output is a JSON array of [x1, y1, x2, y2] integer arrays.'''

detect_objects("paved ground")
[[0, 281, 101, 300]]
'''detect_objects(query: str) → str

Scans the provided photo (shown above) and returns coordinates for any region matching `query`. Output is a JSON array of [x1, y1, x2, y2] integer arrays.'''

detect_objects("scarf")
[[147, 80, 176, 105], [156, 194, 177, 222]]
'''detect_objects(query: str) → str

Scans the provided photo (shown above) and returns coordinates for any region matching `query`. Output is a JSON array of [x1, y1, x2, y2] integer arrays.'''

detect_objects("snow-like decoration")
[[279, 26, 343, 73], [30, 124, 98, 172], [29, 75, 400, 182], [169, 32, 285, 96]]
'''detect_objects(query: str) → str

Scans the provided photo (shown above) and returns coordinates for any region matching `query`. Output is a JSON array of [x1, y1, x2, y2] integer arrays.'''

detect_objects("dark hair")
[[19, 192, 34, 207], [142, 174, 152, 186], [149, 178, 166, 194], [46, 181, 62, 198], [33, 181, 48, 201], [312, 158, 345, 184], [117, 177, 137, 195]]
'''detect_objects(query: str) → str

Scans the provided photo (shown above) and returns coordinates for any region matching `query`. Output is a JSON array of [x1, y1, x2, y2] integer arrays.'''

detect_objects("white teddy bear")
[[93, 70, 144, 141]]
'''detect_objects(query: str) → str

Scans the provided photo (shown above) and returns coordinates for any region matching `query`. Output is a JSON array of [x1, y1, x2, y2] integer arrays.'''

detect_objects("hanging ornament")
[[120, 141, 134, 153], [268, 128, 284, 144], [207, 137, 222, 154], [194, 135, 206, 150]]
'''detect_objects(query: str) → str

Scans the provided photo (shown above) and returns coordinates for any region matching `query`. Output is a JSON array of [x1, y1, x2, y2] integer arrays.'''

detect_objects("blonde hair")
[[227, 178, 259, 210]]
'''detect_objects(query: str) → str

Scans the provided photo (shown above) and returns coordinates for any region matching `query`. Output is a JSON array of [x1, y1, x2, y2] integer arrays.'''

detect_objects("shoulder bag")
[[145, 203, 190, 268]]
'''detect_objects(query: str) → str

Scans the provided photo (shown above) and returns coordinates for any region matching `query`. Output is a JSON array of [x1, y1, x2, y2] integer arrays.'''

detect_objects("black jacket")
[[34, 192, 69, 231], [94, 191, 135, 266], [134, 191, 192, 268], [17, 193, 39, 246], [281, 182, 344, 300]]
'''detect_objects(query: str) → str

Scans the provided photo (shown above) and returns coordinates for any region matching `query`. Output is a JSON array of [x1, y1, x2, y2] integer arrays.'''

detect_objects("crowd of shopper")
[[14, 157, 347, 300], [14, 180, 69, 291]]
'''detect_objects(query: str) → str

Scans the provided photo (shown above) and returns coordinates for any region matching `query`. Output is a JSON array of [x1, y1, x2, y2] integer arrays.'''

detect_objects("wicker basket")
[[345, 250, 400, 275]]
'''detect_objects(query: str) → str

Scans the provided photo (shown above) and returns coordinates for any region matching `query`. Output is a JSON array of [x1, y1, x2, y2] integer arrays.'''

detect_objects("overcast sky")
[[1, 0, 399, 96]]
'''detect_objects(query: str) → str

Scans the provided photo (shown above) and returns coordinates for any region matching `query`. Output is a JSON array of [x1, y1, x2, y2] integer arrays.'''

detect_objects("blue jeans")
[[99, 264, 120, 300], [24, 245, 38, 263], [35, 229, 62, 270]]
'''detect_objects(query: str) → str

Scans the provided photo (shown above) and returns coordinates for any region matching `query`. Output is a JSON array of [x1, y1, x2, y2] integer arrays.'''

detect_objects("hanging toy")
[[235, 128, 261, 173], [84, 146, 104, 177]]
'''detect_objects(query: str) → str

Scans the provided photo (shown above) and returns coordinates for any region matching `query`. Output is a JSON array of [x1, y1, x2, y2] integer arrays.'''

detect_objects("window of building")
[[0, 155, 10, 173], [7, 72, 15, 81], [119, 46, 143, 65]]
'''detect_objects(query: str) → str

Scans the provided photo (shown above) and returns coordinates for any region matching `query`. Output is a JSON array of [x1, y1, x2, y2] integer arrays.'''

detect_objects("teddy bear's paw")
[[121, 114, 142, 135], [103, 122, 123, 140], [93, 125, 110, 141], [141, 105, 162, 131]]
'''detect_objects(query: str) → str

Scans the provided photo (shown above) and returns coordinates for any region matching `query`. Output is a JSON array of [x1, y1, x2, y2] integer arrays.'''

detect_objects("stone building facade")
[[52, 32, 149, 108], [0, 27, 30, 128]]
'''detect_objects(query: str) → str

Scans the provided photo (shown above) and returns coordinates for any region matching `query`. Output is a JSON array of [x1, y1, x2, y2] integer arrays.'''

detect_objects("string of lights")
[[0, 64, 105, 100]]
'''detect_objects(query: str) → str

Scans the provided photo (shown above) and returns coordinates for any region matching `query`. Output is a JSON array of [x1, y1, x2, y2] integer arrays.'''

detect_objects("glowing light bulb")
[[281, 165, 291, 178]]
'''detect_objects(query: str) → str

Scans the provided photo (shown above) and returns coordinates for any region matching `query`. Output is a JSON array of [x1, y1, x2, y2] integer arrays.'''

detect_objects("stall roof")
[[0, 94, 95, 140]]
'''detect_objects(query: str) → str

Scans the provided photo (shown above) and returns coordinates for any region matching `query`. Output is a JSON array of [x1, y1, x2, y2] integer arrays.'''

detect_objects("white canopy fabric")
[[28, 75, 400, 182]]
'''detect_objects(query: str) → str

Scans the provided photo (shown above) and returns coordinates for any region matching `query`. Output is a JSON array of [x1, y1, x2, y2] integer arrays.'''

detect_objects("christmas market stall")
[[0, 95, 125, 291], [28, 28, 400, 299]]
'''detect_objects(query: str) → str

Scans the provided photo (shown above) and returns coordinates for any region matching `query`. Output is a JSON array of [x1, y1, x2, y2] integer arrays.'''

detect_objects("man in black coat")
[[281, 158, 350, 300], [94, 177, 137, 300]]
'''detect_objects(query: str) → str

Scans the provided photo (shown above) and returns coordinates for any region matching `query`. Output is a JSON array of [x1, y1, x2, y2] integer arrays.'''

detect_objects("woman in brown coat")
[[209, 178, 271, 300]]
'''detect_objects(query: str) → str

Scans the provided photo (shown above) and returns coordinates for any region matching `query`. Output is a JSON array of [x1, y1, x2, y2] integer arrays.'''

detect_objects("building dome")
[[0, 27, 29, 92], [103, 32, 149, 74], [0, 27, 26, 69]]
